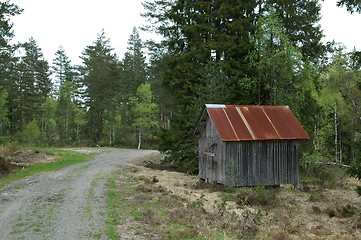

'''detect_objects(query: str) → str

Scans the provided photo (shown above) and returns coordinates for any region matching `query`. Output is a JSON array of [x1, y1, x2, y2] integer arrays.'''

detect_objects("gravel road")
[[0, 149, 157, 240]]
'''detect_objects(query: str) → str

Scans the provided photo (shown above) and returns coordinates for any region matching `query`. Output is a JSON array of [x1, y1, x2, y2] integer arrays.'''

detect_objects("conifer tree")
[[81, 30, 121, 143], [119, 27, 148, 144], [52, 46, 78, 143], [0, 1, 22, 137], [143, 0, 258, 171], [337, 0, 361, 13], [13, 38, 51, 131], [261, 0, 325, 63]]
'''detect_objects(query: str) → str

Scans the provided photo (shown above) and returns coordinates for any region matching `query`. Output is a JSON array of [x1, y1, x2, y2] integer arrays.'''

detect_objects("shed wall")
[[198, 115, 224, 183], [223, 140, 300, 186]]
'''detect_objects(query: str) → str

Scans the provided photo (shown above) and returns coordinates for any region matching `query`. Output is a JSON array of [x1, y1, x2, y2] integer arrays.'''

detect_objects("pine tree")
[[81, 30, 121, 143]]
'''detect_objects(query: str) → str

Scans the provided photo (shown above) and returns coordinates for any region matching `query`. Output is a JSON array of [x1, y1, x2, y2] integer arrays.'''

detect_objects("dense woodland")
[[1, 0, 361, 192]]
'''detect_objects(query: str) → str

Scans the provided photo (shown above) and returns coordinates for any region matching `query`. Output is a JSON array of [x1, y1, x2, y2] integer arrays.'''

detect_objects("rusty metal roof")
[[194, 105, 309, 141]]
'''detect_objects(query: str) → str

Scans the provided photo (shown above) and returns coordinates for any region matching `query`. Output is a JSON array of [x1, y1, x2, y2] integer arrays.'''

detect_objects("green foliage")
[[349, 139, 361, 196], [130, 83, 159, 149], [263, 0, 325, 63], [0, 155, 10, 173], [22, 119, 41, 146], [81, 30, 122, 143], [300, 161, 347, 189], [0, 89, 9, 139], [236, 186, 279, 207], [337, 0, 361, 13]]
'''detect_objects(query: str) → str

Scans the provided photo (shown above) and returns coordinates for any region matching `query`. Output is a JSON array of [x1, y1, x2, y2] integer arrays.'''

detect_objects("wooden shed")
[[193, 104, 309, 187]]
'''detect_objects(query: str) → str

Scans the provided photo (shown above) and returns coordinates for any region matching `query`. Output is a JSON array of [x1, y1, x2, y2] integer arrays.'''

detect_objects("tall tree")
[[143, 0, 258, 171], [0, 1, 22, 137], [119, 27, 148, 144], [121, 27, 148, 97], [0, 1, 22, 83], [261, 0, 325, 63], [11, 38, 51, 132], [146, 41, 173, 130], [81, 30, 121, 143], [130, 83, 159, 149], [52, 46, 78, 143]]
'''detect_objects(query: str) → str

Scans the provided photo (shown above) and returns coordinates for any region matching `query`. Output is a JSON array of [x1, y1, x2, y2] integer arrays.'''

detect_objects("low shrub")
[[300, 161, 347, 188], [236, 186, 279, 207], [0, 155, 10, 173]]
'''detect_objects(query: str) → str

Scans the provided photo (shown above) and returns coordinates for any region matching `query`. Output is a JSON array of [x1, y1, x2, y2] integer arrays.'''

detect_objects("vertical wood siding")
[[198, 117, 300, 187]]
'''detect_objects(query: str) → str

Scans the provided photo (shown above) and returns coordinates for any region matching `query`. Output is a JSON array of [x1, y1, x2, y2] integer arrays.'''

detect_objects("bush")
[[300, 161, 347, 188], [236, 186, 279, 207], [22, 120, 41, 146], [0, 155, 10, 173]]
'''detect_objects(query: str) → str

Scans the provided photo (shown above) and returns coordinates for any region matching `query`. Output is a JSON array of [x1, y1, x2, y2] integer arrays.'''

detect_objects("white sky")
[[9, 0, 361, 65]]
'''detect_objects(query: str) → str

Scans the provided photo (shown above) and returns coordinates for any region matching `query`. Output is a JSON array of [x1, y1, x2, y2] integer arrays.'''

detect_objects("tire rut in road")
[[0, 149, 157, 240]]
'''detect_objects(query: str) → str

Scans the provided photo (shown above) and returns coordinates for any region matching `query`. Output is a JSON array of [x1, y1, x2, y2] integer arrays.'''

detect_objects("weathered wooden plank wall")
[[223, 140, 299, 186]]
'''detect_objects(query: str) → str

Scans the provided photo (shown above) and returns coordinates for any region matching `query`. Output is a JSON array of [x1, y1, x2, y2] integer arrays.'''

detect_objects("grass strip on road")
[[0, 149, 95, 189]]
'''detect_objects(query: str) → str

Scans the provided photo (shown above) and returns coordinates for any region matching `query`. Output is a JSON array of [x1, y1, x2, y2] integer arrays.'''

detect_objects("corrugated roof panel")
[[208, 108, 239, 141], [195, 104, 310, 141], [194, 104, 310, 141], [238, 106, 281, 140], [263, 106, 310, 140], [224, 106, 254, 140]]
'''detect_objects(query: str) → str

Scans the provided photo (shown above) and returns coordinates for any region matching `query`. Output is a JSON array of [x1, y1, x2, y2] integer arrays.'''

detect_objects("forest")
[[0, 0, 361, 193]]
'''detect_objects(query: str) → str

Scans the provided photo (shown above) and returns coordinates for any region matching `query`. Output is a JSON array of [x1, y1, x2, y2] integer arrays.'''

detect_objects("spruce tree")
[[337, 0, 361, 13], [52, 46, 77, 143], [262, 0, 325, 63], [13, 38, 51, 131], [0, 1, 22, 137], [143, 0, 258, 171], [119, 27, 148, 145]]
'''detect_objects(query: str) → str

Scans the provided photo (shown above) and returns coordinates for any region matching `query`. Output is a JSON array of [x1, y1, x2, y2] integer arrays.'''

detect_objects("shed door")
[[203, 143, 217, 182]]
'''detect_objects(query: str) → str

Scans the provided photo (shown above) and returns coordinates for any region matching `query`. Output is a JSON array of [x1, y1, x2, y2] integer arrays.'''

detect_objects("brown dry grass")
[[131, 159, 361, 239]]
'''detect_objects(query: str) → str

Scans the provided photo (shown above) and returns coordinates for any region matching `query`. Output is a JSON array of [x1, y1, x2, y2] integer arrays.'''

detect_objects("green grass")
[[105, 177, 123, 240], [0, 149, 95, 189]]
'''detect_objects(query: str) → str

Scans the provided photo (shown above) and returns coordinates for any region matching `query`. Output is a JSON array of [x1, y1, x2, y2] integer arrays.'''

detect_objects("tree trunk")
[[334, 103, 338, 163], [98, 109, 103, 143], [65, 105, 69, 141], [137, 131, 141, 150]]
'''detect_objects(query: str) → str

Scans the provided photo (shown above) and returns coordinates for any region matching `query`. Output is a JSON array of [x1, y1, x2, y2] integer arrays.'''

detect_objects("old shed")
[[193, 104, 309, 187]]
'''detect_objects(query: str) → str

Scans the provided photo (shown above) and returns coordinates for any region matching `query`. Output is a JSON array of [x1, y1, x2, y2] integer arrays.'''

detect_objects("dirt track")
[[0, 149, 157, 240]]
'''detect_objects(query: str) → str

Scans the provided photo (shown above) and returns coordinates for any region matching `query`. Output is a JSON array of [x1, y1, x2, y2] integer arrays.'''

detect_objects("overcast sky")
[[10, 0, 361, 65]]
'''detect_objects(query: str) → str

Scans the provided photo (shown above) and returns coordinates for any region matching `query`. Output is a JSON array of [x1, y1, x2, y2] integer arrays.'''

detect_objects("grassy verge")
[[0, 149, 95, 188], [105, 168, 245, 240]]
